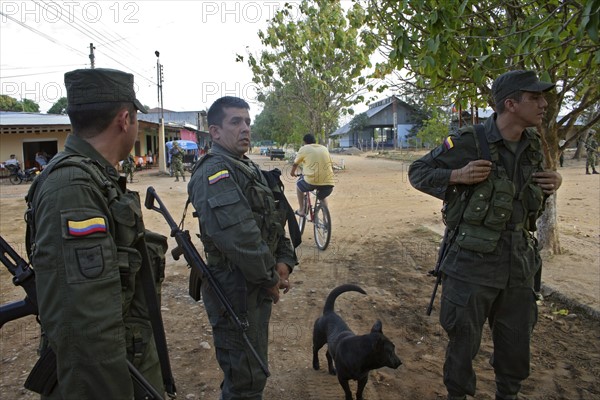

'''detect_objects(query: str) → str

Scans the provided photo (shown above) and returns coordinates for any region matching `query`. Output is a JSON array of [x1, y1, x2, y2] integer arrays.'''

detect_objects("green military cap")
[[65, 68, 148, 113], [492, 70, 555, 104]]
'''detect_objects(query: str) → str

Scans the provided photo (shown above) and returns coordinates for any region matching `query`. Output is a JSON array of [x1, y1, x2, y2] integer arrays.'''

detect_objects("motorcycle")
[[7, 165, 39, 185]]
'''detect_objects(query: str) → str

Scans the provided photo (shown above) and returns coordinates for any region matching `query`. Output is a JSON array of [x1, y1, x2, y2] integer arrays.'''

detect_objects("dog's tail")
[[323, 284, 366, 314]]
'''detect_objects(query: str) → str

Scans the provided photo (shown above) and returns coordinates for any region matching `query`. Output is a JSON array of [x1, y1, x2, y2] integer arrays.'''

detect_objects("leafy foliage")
[[243, 0, 378, 143], [47, 97, 68, 115], [417, 111, 451, 147], [0, 95, 40, 112], [251, 85, 307, 146], [362, 0, 600, 160]]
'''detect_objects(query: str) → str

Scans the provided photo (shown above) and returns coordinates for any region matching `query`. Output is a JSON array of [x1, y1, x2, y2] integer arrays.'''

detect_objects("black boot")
[[586, 169, 591, 175]]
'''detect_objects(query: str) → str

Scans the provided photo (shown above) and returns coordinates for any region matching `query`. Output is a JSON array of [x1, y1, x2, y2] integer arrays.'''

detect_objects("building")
[[331, 96, 423, 148], [0, 109, 208, 169]]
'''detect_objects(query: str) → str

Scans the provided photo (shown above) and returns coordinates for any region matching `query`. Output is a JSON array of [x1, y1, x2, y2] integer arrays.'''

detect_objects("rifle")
[[144, 186, 271, 377], [425, 228, 453, 316], [0, 235, 165, 400]]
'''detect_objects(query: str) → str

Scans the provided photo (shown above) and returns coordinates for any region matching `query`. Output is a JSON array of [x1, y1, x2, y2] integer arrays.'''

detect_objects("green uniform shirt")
[[188, 144, 296, 288], [28, 134, 162, 398], [409, 115, 544, 289]]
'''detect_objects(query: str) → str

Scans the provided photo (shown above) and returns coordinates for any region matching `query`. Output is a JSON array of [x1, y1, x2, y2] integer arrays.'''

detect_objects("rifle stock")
[[0, 236, 165, 400], [144, 186, 271, 377]]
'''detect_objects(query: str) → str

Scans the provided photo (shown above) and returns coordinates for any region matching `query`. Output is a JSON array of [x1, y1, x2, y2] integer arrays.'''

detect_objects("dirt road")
[[1, 152, 599, 399]]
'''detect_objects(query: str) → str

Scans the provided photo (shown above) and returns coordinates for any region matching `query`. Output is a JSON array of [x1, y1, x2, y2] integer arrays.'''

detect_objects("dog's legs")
[[356, 375, 368, 400], [325, 350, 336, 375], [338, 377, 354, 400], [312, 323, 327, 370]]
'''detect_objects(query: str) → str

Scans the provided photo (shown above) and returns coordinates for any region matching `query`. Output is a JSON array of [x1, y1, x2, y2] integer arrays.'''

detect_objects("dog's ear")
[[371, 319, 383, 333]]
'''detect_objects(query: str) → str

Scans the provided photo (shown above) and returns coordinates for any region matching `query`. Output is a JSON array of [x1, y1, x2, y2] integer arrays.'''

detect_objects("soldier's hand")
[[450, 160, 492, 185], [533, 171, 562, 195], [265, 284, 280, 304], [276, 263, 291, 294]]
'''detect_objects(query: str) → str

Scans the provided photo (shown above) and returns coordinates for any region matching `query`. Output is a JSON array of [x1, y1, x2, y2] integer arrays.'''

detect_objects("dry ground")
[[1, 151, 598, 399]]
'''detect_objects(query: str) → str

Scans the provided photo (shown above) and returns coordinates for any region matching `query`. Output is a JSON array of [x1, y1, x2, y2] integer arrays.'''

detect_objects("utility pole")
[[89, 43, 96, 69], [155, 51, 167, 174]]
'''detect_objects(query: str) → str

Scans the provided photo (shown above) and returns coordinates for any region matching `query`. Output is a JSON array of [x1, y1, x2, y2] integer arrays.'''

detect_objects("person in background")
[[290, 133, 335, 216], [35, 151, 48, 169], [408, 70, 562, 400], [5, 154, 20, 168], [584, 132, 599, 174], [169, 141, 185, 182]]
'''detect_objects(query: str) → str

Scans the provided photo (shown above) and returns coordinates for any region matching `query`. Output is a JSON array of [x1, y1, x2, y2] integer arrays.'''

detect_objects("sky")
[[0, 0, 322, 120]]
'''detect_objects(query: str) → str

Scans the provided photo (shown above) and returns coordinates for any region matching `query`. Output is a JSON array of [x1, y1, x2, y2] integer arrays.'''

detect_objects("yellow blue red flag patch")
[[443, 136, 454, 150], [68, 217, 106, 237], [208, 169, 230, 184]]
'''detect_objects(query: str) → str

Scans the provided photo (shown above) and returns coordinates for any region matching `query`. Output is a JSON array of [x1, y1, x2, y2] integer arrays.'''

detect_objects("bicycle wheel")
[[313, 202, 331, 250], [10, 174, 23, 185], [297, 193, 309, 235]]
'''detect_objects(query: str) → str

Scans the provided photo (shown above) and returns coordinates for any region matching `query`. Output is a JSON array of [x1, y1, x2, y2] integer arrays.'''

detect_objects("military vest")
[[443, 126, 546, 253], [191, 153, 289, 257]]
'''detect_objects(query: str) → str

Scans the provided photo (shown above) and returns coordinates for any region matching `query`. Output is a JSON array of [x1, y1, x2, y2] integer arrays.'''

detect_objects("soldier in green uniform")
[[584, 132, 599, 174], [188, 96, 296, 400], [25, 68, 169, 399], [409, 70, 562, 400], [170, 141, 186, 182], [122, 153, 136, 182]]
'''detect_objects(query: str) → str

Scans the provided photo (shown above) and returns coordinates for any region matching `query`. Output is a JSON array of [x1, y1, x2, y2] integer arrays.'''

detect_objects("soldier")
[[122, 154, 135, 183], [169, 141, 186, 182], [188, 96, 296, 400], [25, 68, 170, 398], [409, 70, 562, 400], [585, 132, 599, 174]]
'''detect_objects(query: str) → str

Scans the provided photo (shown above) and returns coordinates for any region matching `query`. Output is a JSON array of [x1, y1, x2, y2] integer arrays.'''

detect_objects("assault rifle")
[[0, 235, 165, 400], [144, 186, 271, 377], [426, 227, 453, 316]]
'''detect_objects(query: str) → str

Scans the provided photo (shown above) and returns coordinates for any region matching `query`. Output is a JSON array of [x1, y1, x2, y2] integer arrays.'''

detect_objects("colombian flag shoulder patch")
[[443, 136, 454, 150], [208, 169, 230, 184], [68, 217, 107, 237]]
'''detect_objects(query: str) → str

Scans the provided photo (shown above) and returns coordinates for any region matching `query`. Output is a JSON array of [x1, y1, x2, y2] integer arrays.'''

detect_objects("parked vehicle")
[[267, 148, 286, 160], [7, 164, 39, 184]]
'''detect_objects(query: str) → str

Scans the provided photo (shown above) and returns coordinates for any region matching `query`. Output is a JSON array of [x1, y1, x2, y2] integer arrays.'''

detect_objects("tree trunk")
[[537, 194, 561, 255]]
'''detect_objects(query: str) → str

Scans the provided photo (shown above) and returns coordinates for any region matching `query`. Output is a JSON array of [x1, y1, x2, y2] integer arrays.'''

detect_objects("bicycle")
[[296, 189, 332, 250]]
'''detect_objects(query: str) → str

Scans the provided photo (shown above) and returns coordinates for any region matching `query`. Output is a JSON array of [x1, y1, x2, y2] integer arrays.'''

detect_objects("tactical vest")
[[443, 126, 546, 253], [190, 153, 294, 257]]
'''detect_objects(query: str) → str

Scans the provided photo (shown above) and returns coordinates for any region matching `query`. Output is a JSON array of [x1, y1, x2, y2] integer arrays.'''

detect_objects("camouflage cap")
[[492, 70, 555, 104], [64, 68, 148, 113]]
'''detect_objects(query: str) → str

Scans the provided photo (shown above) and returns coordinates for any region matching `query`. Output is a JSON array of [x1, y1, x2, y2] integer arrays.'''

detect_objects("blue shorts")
[[297, 177, 333, 200]]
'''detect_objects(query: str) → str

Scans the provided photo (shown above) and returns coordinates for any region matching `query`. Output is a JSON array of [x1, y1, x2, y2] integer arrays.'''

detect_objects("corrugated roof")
[[331, 101, 390, 137], [0, 111, 71, 126]]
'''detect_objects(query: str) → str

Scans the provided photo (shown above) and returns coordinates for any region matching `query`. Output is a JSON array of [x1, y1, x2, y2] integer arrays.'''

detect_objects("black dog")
[[312, 284, 402, 400]]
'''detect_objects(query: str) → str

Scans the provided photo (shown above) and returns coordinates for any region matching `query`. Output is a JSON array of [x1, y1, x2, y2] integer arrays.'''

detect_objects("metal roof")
[[0, 111, 71, 126], [331, 101, 393, 137]]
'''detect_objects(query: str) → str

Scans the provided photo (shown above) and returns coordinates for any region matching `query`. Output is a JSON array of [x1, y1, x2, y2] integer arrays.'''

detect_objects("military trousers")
[[201, 265, 272, 400], [440, 275, 538, 398]]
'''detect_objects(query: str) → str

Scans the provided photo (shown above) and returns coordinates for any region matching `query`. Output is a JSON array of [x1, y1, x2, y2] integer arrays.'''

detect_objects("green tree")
[[47, 97, 68, 114], [0, 95, 40, 112], [417, 111, 451, 147], [363, 0, 600, 253], [21, 99, 40, 112], [242, 0, 378, 143], [0, 95, 20, 111], [252, 85, 309, 146]]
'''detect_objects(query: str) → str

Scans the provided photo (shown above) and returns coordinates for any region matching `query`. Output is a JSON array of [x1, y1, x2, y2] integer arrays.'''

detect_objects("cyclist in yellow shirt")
[[290, 134, 335, 216]]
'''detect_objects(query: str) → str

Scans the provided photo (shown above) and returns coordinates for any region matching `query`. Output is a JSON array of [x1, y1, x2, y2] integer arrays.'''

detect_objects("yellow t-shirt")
[[294, 144, 335, 186]]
